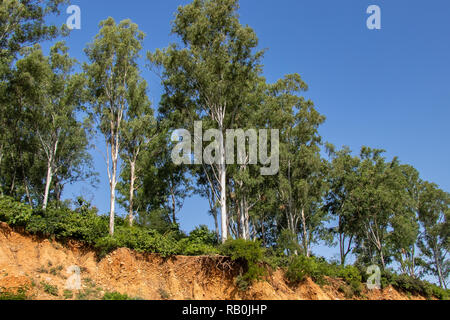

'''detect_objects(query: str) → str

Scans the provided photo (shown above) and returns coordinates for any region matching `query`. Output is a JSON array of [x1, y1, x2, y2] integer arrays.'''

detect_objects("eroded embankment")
[[0, 222, 426, 300]]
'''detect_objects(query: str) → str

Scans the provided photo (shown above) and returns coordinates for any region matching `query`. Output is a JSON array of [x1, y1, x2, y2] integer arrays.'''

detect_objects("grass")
[[41, 281, 58, 296], [0, 287, 28, 300]]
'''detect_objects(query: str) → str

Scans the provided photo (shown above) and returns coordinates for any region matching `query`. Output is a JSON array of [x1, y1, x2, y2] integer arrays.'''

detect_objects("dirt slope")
[[0, 222, 426, 300]]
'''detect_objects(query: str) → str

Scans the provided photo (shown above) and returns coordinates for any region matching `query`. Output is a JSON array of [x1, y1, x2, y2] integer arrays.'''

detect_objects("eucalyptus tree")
[[351, 147, 407, 269], [5, 43, 92, 207], [267, 74, 328, 256], [0, 0, 68, 61], [36, 42, 86, 209], [84, 18, 146, 235], [1, 45, 46, 203], [325, 146, 361, 265], [417, 182, 449, 288], [0, 0, 68, 188], [119, 76, 156, 226], [149, 0, 263, 242], [389, 164, 421, 277]]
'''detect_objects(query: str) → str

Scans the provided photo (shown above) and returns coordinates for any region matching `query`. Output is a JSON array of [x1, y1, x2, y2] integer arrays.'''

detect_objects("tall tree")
[[84, 17, 145, 235], [119, 75, 156, 226], [352, 147, 407, 269], [417, 182, 449, 288], [1, 43, 93, 206], [33, 42, 86, 208], [389, 165, 421, 277], [0, 0, 67, 60], [325, 146, 361, 265], [149, 0, 263, 243], [270, 74, 328, 256]]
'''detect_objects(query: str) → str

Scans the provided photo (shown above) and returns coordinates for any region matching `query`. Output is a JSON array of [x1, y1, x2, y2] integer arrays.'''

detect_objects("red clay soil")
[[0, 222, 427, 300]]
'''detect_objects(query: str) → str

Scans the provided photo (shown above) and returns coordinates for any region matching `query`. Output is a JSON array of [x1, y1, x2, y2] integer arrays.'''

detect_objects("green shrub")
[[94, 226, 179, 258], [188, 225, 218, 245], [381, 270, 449, 300], [337, 265, 363, 296], [0, 196, 33, 226], [41, 282, 58, 296], [338, 284, 354, 299], [102, 291, 134, 300], [220, 239, 266, 289], [177, 225, 219, 256], [286, 255, 326, 284], [177, 238, 219, 256], [26, 204, 108, 244], [0, 287, 28, 300], [285, 255, 364, 293], [63, 290, 73, 299]]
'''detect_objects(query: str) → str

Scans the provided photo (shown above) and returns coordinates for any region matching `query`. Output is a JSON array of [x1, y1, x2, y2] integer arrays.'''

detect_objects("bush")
[[337, 265, 363, 296], [0, 197, 183, 259], [41, 282, 58, 296], [381, 270, 450, 300], [0, 196, 33, 226], [177, 225, 219, 256], [102, 291, 134, 300], [286, 255, 326, 285], [94, 225, 179, 258], [381, 270, 449, 300], [188, 225, 218, 245], [26, 205, 108, 244], [285, 256, 364, 295], [220, 239, 266, 289], [0, 286, 28, 300]]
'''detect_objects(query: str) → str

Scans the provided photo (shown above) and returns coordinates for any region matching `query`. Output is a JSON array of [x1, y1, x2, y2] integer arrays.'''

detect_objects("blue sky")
[[43, 0, 450, 261]]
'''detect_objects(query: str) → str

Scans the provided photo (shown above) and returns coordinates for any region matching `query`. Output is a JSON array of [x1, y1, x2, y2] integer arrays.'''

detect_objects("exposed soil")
[[0, 222, 427, 300]]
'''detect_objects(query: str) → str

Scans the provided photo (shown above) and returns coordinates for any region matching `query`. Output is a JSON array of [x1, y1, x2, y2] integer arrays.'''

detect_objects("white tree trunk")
[[109, 172, 116, 236], [219, 126, 228, 243], [128, 160, 136, 226], [43, 159, 53, 209], [109, 140, 118, 235], [301, 207, 309, 257]]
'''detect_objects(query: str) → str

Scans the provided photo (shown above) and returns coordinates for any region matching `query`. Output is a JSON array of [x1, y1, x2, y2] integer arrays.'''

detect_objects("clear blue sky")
[[45, 0, 450, 260]]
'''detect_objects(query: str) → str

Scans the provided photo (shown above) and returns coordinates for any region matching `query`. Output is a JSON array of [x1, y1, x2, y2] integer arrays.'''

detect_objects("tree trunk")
[[171, 184, 177, 225], [219, 128, 228, 243], [433, 246, 445, 288], [379, 247, 386, 270], [128, 160, 136, 226], [54, 177, 62, 202], [239, 197, 249, 240], [213, 208, 220, 242], [109, 172, 116, 236], [109, 144, 118, 236], [43, 159, 53, 209], [339, 233, 346, 266], [300, 207, 309, 257], [0, 143, 3, 169], [244, 206, 250, 241]]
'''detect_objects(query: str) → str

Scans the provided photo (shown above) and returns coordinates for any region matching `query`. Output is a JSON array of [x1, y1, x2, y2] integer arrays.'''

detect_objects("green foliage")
[[41, 282, 58, 296], [94, 225, 179, 259], [0, 196, 33, 225], [25, 204, 108, 245], [220, 239, 266, 289], [0, 197, 183, 259], [0, 0, 67, 61], [0, 287, 28, 300], [177, 225, 219, 256], [286, 255, 326, 285], [102, 291, 134, 300], [285, 255, 363, 295], [63, 290, 73, 300], [381, 270, 449, 300]]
